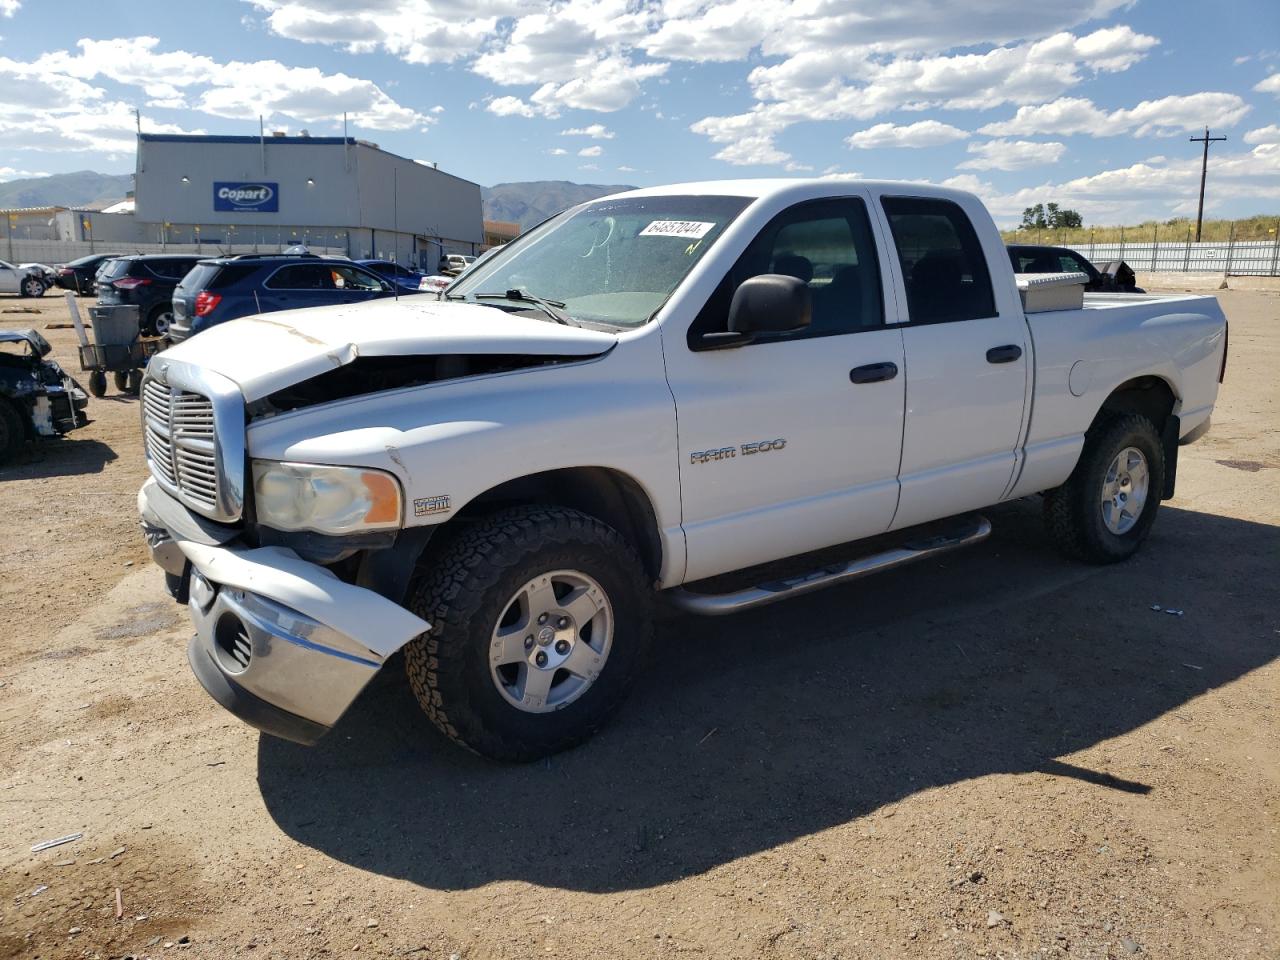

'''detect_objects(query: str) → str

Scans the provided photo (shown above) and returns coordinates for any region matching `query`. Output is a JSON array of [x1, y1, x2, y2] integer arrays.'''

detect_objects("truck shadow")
[[257, 499, 1279, 892]]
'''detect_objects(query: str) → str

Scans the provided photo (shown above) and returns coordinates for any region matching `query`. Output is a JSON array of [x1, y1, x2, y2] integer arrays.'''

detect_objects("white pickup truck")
[[137, 179, 1227, 760]]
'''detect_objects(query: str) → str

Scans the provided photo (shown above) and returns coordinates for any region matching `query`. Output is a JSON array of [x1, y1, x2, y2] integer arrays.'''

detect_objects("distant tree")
[[1021, 202, 1082, 230]]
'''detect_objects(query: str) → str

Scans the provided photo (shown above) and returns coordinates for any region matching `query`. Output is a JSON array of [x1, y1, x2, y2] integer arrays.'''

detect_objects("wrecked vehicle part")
[[246, 352, 603, 420], [0, 330, 89, 461]]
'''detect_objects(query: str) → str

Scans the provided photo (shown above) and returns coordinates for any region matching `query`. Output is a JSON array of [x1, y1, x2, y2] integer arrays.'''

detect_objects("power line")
[[1189, 127, 1227, 243]]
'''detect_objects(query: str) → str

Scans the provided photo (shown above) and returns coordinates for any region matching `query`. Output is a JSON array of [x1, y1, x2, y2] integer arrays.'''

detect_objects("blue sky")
[[1, 0, 1277, 225]]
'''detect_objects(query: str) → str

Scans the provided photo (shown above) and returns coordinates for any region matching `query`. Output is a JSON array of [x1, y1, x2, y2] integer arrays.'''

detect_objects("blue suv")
[[168, 255, 396, 342], [356, 259, 428, 294]]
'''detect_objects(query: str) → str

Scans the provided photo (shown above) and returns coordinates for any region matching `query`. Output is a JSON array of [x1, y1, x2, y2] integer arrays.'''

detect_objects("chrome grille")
[[142, 377, 220, 511]]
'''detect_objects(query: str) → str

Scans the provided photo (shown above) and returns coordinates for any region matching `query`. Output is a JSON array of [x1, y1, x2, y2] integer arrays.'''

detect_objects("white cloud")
[[846, 120, 968, 149], [9, 38, 429, 133], [978, 97, 1106, 136], [578, 145, 603, 157], [1244, 124, 1280, 145], [690, 24, 1157, 166], [486, 95, 537, 118], [1254, 73, 1280, 97], [561, 123, 615, 139], [958, 139, 1066, 171], [0, 0, 18, 15], [0, 166, 47, 181], [979, 92, 1250, 138], [1107, 92, 1250, 136], [547, 147, 568, 155], [617, 165, 636, 171]]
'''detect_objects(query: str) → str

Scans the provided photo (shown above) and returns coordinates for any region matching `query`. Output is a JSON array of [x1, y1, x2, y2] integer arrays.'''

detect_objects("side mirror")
[[693, 274, 812, 351], [731, 274, 811, 334]]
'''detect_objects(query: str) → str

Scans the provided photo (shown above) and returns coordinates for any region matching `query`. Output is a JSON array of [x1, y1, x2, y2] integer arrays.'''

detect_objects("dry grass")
[[1001, 214, 1280, 245]]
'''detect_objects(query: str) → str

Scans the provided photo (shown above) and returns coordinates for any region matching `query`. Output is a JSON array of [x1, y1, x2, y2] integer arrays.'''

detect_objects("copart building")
[[130, 133, 482, 270]]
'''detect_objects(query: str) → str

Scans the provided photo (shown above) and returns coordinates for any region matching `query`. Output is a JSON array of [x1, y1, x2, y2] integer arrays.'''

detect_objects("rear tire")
[[113, 370, 130, 392], [144, 305, 173, 338], [403, 506, 653, 761], [87, 371, 107, 398], [0, 401, 26, 464], [1044, 413, 1164, 564]]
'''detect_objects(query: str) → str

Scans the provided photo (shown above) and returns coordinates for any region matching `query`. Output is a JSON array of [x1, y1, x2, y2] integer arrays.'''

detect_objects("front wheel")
[[1044, 413, 1165, 563], [21, 277, 45, 298], [87, 370, 107, 398], [403, 506, 653, 761]]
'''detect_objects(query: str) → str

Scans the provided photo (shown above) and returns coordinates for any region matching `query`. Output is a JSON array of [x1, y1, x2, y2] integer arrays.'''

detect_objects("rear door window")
[[265, 264, 335, 290], [881, 197, 996, 324], [330, 265, 386, 291]]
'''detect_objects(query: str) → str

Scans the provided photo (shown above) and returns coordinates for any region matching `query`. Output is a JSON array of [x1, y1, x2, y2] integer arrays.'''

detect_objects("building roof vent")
[[299, 129, 310, 137], [271, 131, 286, 137]]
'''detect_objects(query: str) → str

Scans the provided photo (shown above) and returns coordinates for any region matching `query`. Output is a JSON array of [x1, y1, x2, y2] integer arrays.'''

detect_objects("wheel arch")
[[1090, 375, 1180, 499], [1091, 375, 1178, 434], [452, 466, 665, 583]]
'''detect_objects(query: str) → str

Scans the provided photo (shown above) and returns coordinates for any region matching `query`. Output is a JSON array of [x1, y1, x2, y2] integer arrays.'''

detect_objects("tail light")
[[112, 276, 152, 289], [194, 291, 222, 317], [58, 267, 73, 276]]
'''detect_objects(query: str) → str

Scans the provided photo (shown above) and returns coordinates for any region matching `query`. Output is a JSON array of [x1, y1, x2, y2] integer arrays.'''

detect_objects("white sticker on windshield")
[[639, 220, 716, 240]]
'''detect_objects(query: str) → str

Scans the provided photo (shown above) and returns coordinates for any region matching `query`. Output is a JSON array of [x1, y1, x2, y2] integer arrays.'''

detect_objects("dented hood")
[[156, 297, 618, 401]]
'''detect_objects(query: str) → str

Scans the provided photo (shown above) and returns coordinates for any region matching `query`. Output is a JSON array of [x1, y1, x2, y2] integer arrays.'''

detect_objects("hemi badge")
[[414, 495, 451, 517]]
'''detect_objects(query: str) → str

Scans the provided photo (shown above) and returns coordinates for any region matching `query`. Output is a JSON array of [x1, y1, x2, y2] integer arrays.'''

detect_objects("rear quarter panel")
[[1009, 293, 1226, 498]]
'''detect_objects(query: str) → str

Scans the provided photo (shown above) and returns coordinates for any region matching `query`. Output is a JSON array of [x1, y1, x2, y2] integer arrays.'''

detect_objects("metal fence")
[[1016, 222, 1280, 276]]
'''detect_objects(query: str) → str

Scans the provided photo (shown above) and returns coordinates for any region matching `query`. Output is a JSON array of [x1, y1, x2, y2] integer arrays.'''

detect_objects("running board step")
[[665, 514, 993, 616]]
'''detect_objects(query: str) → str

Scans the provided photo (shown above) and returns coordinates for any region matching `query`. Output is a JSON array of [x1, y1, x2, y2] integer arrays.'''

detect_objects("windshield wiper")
[[474, 288, 574, 326]]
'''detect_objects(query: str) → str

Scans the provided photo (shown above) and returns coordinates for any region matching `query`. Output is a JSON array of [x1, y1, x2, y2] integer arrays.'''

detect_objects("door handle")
[[849, 361, 899, 384], [986, 344, 1023, 364]]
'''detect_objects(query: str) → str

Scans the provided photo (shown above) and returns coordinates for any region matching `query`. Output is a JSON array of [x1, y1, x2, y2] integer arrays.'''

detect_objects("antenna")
[[253, 288, 262, 315], [392, 167, 399, 302]]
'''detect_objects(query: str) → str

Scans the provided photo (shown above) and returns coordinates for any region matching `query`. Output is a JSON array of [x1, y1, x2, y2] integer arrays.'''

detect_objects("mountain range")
[[481, 180, 635, 229], [0, 171, 135, 209], [1, 171, 633, 230]]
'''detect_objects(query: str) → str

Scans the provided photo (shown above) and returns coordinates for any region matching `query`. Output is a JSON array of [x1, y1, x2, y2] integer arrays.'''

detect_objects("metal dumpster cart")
[[77, 304, 162, 397]]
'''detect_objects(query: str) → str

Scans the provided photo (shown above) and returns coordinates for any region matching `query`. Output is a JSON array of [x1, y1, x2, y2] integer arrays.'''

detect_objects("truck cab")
[[137, 179, 1227, 761]]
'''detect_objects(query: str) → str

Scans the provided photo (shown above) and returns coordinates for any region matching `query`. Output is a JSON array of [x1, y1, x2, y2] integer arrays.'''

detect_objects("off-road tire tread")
[[403, 505, 652, 761], [1043, 412, 1163, 563]]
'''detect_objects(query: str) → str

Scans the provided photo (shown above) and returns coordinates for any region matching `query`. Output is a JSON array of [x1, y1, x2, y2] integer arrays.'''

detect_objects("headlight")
[[251, 461, 402, 535]]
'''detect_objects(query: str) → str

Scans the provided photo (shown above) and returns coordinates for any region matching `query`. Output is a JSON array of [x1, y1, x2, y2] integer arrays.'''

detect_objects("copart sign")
[[213, 182, 279, 213]]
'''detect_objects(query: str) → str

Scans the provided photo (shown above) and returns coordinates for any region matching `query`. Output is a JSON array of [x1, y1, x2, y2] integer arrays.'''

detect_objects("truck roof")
[[607, 178, 976, 204]]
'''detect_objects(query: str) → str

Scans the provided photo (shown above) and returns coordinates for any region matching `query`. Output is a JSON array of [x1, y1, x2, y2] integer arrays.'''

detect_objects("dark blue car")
[[168, 255, 396, 343], [356, 259, 428, 294]]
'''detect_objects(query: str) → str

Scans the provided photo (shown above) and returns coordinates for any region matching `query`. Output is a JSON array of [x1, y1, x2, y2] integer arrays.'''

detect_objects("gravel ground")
[[0, 289, 1276, 960]]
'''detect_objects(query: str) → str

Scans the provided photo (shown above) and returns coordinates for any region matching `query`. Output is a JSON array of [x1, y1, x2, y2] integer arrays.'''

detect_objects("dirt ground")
[[1, 289, 1277, 960]]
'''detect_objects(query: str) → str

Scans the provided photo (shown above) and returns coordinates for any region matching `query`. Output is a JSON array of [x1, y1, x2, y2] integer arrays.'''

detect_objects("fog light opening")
[[213, 613, 253, 674]]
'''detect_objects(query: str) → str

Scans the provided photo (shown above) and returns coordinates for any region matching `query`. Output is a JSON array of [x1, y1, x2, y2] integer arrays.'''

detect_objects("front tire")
[[403, 506, 653, 761], [1044, 413, 1164, 563], [21, 277, 45, 298]]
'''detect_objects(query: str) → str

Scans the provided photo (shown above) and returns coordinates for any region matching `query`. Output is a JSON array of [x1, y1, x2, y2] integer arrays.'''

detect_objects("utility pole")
[[1189, 127, 1227, 242]]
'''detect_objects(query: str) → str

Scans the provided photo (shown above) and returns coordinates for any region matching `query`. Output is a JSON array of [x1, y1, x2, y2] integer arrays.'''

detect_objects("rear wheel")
[[403, 506, 653, 761], [113, 370, 130, 392], [144, 305, 173, 337], [1044, 413, 1164, 563], [87, 370, 107, 398], [0, 402, 26, 464]]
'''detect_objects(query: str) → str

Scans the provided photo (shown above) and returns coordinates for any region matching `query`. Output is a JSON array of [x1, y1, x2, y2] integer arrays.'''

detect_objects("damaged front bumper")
[[138, 478, 429, 745]]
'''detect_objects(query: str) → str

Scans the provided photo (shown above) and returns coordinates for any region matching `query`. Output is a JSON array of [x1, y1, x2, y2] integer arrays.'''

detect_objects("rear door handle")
[[849, 361, 899, 384], [986, 344, 1023, 364]]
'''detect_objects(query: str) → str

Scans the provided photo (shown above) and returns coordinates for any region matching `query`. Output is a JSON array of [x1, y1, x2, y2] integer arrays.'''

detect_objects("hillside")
[[1001, 214, 1279, 245], [0, 170, 134, 209], [482, 180, 635, 230]]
